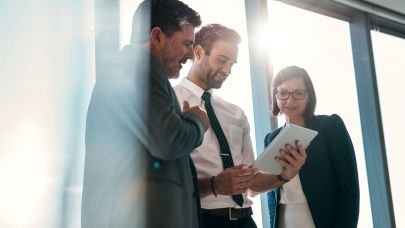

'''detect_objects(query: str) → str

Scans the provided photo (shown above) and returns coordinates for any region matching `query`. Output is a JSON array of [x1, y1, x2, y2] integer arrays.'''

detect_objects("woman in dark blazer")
[[265, 66, 360, 228]]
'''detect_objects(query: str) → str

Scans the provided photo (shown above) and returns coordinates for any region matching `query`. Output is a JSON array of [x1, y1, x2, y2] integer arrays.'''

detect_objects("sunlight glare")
[[0, 120, 56, 228]]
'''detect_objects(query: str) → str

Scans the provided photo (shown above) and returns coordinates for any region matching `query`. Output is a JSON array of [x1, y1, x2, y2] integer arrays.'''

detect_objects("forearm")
[[334, 201, 359, 227], [334, 184, 360, 227], [334, 164, 360, 227], [249, 172, 282, 193], [198, 177, 216, 198], [136, 71, 204, 160]]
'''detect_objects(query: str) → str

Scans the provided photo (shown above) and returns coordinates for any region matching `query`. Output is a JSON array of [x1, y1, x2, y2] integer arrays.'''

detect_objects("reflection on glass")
[[372, 30, 405, 228], [266, 1, 373, 227]]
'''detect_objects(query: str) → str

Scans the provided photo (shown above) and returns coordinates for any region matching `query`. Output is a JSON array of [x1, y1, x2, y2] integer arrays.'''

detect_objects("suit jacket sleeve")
[[326, 114, 360, 228], [109, 52, 204, 161], [264, 128, 282, 228], [142, 58, 204, 161]]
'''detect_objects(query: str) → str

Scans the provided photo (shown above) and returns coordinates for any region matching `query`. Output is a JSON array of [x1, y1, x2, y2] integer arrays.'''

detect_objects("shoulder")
[[308, 114, 348, 137], [173, 83, 185, 93], [264, 127, 283, 146], [318, 114, 345, 127], [173, 84, 196, 104], [213, 95, 244, 113], [173, 83, 193, 95], [308, 114, 345, 127]]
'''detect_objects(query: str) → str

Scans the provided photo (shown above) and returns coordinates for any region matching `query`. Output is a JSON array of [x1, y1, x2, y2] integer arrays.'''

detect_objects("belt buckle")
[[228, 208, 238, 220]]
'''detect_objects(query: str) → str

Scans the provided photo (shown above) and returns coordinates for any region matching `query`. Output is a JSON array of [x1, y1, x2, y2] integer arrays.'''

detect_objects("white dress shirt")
[[279, 174, 308, 204], [174, 78, 255, 209], [278, 175, 315, 228]]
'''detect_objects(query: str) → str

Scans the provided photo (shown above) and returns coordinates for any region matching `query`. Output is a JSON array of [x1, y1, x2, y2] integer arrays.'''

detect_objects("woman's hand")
[[275, 140, 307, 181]]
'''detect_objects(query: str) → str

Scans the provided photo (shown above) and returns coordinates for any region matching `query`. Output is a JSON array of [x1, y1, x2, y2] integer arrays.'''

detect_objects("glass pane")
[[0, 1, 95, 228], [266, 1, 373, 227], [119, 0, 261, 226], [372, 30, 405, 228], [120, 0, 143, 49]]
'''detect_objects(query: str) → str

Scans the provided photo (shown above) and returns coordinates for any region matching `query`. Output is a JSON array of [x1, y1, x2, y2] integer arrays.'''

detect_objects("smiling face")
[[276, 78, 308, 121], [161, 23, 195, 79], [194, 40, 238, 90]]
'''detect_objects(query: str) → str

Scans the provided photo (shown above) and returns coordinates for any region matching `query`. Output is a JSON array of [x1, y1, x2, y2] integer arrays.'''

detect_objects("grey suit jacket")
[[82, 46, 204, 228]]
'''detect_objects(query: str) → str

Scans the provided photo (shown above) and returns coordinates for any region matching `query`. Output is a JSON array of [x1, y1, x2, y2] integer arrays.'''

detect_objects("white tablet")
[[253, 124, 318, 174]]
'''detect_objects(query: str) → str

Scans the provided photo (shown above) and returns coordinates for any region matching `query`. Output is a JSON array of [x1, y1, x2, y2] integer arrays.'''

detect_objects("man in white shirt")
[[174, 24, 307, 228]]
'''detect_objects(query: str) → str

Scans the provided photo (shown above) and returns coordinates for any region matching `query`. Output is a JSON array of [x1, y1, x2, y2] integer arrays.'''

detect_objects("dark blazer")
[[266, 114, 360, 228], [82, 46, 204, 228]]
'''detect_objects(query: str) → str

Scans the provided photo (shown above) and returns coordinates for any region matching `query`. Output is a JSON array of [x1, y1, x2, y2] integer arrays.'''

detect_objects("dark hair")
[[130, 0, 202, 44], [271, 65, 317, 119], [194, 24, 241, 55]]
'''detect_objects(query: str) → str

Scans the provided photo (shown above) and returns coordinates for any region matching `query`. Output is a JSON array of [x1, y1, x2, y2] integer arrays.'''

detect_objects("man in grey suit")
[[81, 0, 209, 227]]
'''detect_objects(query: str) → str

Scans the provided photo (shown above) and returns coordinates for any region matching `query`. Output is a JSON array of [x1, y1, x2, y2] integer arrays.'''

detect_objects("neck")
[[186, 65, 209, 91], [148, 43, 163, 65], [285, 115, 305, 126]]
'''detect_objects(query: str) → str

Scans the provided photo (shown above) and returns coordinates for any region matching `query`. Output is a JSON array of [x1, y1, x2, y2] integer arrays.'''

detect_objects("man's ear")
[[150, 27, 165, 48], [194, 45, 205, 61]]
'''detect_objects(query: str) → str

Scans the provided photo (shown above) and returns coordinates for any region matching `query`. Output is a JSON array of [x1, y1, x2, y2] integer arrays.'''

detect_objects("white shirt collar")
[[181, 78, 213, 99]]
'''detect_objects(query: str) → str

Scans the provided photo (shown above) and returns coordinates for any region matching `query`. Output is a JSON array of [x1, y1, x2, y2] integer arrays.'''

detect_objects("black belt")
[[201, 207, 253, 220]]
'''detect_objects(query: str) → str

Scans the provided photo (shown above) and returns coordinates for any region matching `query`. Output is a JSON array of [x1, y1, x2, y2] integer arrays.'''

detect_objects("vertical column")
[[94, 0, 121, 77], [244, 0, 274, 227], [349, 12, 396, 228], [59, 0, 96, 227]]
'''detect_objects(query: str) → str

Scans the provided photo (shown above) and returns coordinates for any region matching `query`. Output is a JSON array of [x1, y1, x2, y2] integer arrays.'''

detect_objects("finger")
[[238, 181, 251, 190], [234, 168, 256, 178], [285, 144, 302, 160], [279, 147, 296, 160], [199, 99, 206, 110], [280, 148, 305, 172], [286, 146, 306, 166], [236, 174, 255, 183], [296, 141, 307, 159], [281, 149, 299, 166], [183, 101, 190, 111], [275, 153, 288, 164], [234, 187, 249, 194], [275, 156, 292, 169], [240, 166, 257, 172], [225, 165, 243, 172]]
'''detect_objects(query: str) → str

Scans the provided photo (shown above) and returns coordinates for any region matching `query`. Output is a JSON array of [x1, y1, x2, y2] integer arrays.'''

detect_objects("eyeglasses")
[[275, 90, 307, 100]]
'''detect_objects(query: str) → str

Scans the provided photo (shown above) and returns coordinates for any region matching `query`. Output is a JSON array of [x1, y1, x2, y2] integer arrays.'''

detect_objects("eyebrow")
[[218, 54, 237, 64], [277, 89, 306, 91], [184, 40, 194, 45]]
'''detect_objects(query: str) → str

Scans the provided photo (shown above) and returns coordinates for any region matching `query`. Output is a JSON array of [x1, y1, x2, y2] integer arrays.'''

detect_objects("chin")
[[213, 82, 224, 89], [167, 71, 180, 79]]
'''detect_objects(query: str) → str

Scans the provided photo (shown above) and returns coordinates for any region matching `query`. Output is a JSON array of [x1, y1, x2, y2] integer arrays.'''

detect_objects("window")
[[266, 1, 373, 227], [372, 30, 405, 228]]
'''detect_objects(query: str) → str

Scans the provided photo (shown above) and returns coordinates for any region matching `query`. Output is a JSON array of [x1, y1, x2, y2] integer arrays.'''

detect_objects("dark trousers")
[[202, 213, 257, 228]]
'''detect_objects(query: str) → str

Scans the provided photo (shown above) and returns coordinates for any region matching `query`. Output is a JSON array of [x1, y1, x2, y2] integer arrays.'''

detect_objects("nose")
[[286, 94, 296, 103], [185, 45, 193, 60], [222, 64, 232, 75]]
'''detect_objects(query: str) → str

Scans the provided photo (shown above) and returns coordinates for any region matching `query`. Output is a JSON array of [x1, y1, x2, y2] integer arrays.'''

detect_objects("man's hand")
[[183, 101, 209, 132], [214, 164, 257, 195], [275, 140, 307, 181]]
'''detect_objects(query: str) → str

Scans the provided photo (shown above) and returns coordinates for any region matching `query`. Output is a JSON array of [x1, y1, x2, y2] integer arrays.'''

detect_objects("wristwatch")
[[276, 174, 290, 185]]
